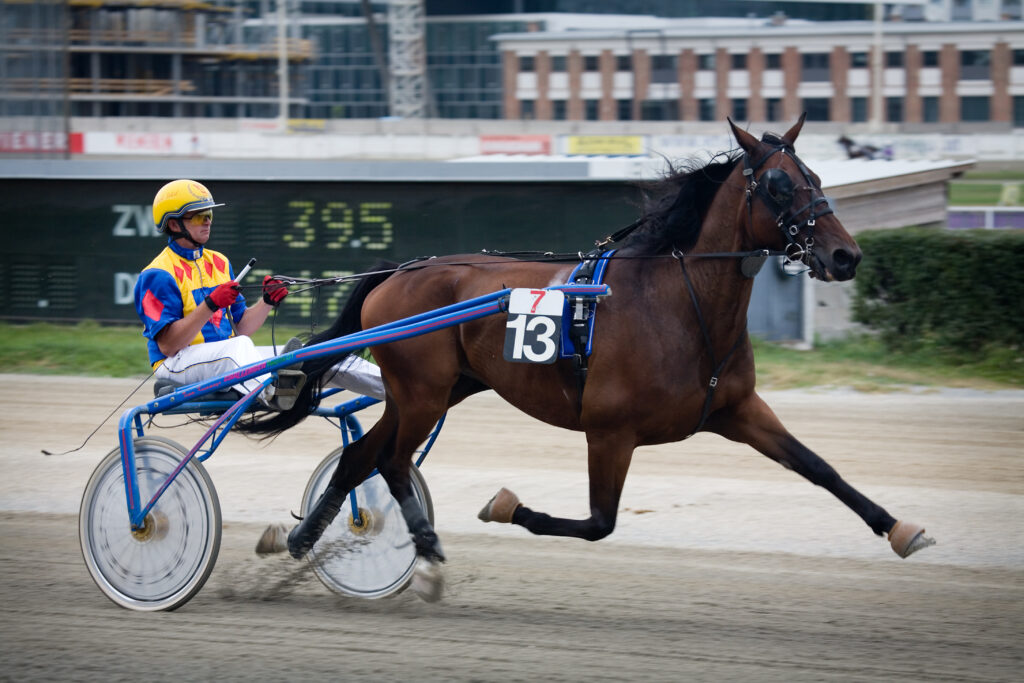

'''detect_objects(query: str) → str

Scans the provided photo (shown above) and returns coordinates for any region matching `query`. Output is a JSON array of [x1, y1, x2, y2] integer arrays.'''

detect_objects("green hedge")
[[852, 227, 1024, 351]]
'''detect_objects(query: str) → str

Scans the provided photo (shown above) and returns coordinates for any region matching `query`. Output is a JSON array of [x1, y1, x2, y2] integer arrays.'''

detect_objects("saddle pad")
[[153, 378, 241, 401]]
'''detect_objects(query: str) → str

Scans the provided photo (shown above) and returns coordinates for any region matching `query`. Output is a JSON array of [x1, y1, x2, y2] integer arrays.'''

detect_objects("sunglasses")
[[182, 210, 213, 225]]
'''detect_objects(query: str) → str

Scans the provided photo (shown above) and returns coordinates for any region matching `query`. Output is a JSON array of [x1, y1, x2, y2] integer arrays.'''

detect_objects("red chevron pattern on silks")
[[205, 261, 214, 277], [211, 309, 223, 327], [179, 259, 193, 281], [142, 290, 164, 321], [173, 265, 183, 281], [211, 254, 226, 273]]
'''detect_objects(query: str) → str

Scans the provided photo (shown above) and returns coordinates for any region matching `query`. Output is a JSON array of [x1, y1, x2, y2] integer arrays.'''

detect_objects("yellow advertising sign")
[[566, 135, 645, 156]]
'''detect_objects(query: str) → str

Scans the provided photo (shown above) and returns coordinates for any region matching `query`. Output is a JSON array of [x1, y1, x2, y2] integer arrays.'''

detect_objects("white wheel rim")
[[305, 459, 429, 599], [80, 441, 218, 610]]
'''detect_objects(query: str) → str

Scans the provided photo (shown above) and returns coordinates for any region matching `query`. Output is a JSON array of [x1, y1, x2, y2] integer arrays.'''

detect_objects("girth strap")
[[674, 249, 748, 437], [566, 248, 607, 412]]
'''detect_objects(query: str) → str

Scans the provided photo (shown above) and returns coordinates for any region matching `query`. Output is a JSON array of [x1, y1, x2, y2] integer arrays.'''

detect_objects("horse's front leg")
[[479, 429, 635, 542], [705, 392, 935, 558]]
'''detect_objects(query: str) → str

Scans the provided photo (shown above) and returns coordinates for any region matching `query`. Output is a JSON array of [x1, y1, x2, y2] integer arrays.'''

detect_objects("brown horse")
[[247, 117, 934, 598]]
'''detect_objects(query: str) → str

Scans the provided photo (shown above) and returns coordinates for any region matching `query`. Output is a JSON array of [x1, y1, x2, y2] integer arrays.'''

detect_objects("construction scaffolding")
[[0, 0, 311, 125], [386, 0, 425, 118]]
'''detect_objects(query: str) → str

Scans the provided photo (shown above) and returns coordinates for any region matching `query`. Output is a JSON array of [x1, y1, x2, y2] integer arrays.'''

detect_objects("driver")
[[134, 179, 384, 407]]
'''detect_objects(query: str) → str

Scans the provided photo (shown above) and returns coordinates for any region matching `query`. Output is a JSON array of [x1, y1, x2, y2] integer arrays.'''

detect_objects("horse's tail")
[[238, 259, 398, 437]]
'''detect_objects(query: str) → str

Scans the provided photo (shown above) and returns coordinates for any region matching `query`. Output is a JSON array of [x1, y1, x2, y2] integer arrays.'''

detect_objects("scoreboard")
[[2, 178, 640, 327]]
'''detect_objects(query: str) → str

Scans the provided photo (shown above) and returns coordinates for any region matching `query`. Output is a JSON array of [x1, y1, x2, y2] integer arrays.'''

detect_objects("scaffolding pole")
[[387, 0, 426, 118]]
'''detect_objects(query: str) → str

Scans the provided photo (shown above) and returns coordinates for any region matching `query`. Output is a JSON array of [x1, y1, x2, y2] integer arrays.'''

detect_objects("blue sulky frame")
[[116, 283, 610, 531]]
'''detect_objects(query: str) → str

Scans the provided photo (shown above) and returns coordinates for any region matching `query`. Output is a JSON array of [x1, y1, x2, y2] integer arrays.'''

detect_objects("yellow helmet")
[[152, 179, 225, 232]]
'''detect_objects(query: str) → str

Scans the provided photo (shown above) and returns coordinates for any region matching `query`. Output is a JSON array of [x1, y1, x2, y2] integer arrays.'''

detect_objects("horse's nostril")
[[831, 248, 861, 277]]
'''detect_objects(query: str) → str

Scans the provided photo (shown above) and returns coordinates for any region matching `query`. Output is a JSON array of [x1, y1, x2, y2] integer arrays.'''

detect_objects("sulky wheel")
[[79, 436, 221, 611], [301, 446, 433, 599]]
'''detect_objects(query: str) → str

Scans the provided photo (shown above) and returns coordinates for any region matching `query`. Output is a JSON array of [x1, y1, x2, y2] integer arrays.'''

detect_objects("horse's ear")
[[782, 113, 807, 146], [728, 117, 759, 153]]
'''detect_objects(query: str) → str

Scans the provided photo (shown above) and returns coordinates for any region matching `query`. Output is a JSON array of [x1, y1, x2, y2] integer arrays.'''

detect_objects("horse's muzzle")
[[829, 247, 862, 281], [811, 247, 861, 282]]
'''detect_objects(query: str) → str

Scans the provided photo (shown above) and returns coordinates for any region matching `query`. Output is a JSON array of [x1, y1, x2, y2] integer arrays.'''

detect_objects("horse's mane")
[[617, 151, 742, 256]]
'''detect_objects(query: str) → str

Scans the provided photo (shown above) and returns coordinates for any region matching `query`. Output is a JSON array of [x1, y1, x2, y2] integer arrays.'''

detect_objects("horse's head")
[[729, 116, 862, 282]]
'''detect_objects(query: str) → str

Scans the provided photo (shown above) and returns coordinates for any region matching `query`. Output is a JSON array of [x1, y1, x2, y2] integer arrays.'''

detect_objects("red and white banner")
[[0, 131, 76, 154], [82, 132, 207, 156]]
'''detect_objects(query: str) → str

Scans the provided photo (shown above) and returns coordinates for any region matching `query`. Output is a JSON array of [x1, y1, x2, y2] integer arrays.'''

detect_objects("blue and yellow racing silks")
[[134, 239, 248, 368]]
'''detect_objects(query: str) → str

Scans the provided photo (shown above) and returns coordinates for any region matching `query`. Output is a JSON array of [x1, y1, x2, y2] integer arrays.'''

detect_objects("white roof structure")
[[449, 153, 972, 189]]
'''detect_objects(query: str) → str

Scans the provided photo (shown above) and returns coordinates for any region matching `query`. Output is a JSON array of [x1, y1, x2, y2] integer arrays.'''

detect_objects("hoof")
[[888, 520, 936, 558], [410, 557, 445, 603], [477, 487, 520, 524], [254, 523, 290, 555], [286, 524, 309, 560]]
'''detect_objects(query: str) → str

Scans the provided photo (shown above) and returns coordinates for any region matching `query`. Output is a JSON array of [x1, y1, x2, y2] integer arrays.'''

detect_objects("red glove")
[[262, 275, 289, 307], [204, 281, 240, 311]]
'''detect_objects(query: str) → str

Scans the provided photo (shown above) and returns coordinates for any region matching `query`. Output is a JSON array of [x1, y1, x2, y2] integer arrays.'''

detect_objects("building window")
[[616, 55, 632, 72], [850, 52, 869, 68], [520, 99, 534, 120], [923, 97, 940, 123], [731, 54, 747, 70], [766, 97, 782, 121], [801, 53, 830, 82], [732, 98, 747, 121], [584, 99, 599, 120], [1014, 96, 1024, 127], [617, 98, 632, 120], [641, 99, 679, 121], [886, 52, 904, 68], [851, 97, 868, 123], [552, 100, 567, 120], [651, 54, 677, 83], [551, 56, 567, 72], [765, 53, 782, 70], [886, 97, 904, 122], [961, 96, 990, 122], [803, 98, 830, 121], [698, 98, 715, 121], [698, 54, 715, 71], [519, 56, 534, 72], [922, 51, 939, 67], [960, 50, 991, 79], [584, 55, 599, 71], [1014, 50, 1024, 67]]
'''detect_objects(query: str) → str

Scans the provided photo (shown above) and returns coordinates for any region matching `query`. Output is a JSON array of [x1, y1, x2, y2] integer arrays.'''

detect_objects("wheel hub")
[[131, 511, 169, 542], [347, 508, 375, 536]]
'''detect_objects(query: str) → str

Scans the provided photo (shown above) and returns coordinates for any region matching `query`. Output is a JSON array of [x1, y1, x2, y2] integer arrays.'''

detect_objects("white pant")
[[154, 336, 385, 400]]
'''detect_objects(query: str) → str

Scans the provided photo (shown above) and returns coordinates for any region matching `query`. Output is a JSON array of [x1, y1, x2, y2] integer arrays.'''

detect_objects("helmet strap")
[[167, 218, 203, 249]]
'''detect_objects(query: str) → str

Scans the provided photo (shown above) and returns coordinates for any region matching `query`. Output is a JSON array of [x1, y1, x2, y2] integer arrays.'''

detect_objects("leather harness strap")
[[673, 249, 749, 437]]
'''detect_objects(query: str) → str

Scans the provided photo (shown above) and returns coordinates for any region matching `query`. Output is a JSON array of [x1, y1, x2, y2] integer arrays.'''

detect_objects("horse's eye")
[[761, 168, 794, 205]]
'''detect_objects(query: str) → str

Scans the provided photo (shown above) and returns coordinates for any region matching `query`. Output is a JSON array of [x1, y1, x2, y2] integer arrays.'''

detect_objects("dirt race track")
[[0, 373, 1022, 682]]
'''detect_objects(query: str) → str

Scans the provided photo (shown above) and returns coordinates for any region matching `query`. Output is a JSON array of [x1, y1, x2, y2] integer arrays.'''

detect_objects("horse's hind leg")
[[376, 409, 446, 564], [705, 393, 935, 558], [372, 400, 452, 601], [285, 414, 397, 559], [481, 429, 635, 542]]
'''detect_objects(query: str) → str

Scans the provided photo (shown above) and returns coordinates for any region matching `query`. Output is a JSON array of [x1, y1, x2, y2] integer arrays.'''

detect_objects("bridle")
[[741, 135, 835, 269]]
